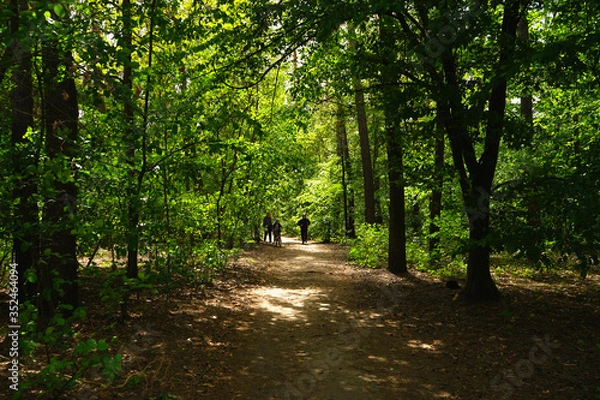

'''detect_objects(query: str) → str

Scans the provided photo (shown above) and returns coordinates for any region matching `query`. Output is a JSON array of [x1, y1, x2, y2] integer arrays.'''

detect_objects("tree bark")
[[428, 102, 445, 260], [386, 113, 407, 275], [336, 103, 356, 238], [123, 0, 139, 280], [440, 0, 522, 301], [10, 0, 38, 303], [378, 15, 407, 275], [518, 16, 533, 123], [518, 12, 541, 250], [41, 34, 80, 320], [354, 80, 377, 224]]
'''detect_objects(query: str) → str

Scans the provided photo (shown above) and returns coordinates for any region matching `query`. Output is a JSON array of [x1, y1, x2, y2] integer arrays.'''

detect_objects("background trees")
[[1, 0, 596, 305]]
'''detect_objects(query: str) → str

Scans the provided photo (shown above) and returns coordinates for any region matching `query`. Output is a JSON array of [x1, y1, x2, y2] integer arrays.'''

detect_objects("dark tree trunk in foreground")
[[386, 117, 407, 275], [378, 15, 407, 275], [10, 0, 38, 303], [41, 36, 80, 321], [440, 0, 522, 301]]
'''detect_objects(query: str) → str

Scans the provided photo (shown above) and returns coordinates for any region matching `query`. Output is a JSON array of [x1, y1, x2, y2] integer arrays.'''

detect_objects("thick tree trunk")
[[354, 80, 377, 224], [447, 0, 521, 302], [462, 184, 499, 301], [386, 113, 407, 275], [378, 15, 407, 274], [10, 0, 38, 303], [41, 38, 79, 320]]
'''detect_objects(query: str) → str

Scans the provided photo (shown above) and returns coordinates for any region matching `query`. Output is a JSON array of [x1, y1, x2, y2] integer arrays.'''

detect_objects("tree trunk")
[[462, 184, 499, 301], [518, 13, 541, 250], [386, 114, 407, 275], [336, 103, 356, 238], [10, 0, 38, 303], [518, 16, 533, 123], [378, 15, 407, 274], [123, 0, 139, 280], [428, 102, 445, 260], [441, 0, 522, 301], [372, 124, 384, 224], [41, 34, 79, 320], [354, 80, 376, 224]]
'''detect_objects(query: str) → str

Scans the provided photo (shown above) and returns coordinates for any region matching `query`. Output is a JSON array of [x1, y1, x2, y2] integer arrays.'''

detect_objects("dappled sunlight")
[[366, 355, 389, 363], [248, 286, 326, 321], [406, 339, 444, 352]]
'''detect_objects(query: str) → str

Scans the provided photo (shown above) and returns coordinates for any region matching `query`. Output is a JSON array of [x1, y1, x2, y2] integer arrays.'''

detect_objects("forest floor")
[[2, 236, 600, 399]]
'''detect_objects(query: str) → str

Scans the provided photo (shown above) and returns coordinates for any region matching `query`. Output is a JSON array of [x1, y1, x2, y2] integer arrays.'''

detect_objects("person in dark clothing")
[[273, 218, 283, 246], [263, 212, 273, 243], [297, 213, 310, 244]]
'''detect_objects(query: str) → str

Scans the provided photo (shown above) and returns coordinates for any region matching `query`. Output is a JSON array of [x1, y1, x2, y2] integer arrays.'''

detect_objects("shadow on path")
[[199, 236, 458, 400], [78, 236, 599, 400]]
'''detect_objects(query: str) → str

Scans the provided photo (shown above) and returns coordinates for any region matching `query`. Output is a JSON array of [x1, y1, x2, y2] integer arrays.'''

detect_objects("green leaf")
[[53, 3, 66, 18], [97, 339, 109, 351]]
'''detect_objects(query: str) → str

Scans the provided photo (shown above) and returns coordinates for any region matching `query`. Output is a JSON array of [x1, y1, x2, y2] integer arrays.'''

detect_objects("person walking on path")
[[263, 212, 273, 243], [273, 218, 283, 246], [297, 213, 310, 244]]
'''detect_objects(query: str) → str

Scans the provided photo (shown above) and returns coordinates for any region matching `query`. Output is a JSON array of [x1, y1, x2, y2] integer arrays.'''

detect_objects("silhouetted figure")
[[273, 219, 282, 246], [297, 213, 310, 244], [263, 212, 273, 243]]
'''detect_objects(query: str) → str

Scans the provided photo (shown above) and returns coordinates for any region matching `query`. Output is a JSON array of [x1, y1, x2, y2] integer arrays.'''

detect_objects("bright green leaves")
[[53, 3, 66, 18]]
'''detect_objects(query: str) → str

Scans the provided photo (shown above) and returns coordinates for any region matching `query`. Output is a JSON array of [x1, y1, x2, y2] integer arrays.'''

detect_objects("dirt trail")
[[199, 238, 414, 400], [2, 233, 598, 399], [76, 235, 599, 400], [199, 237, 459, 399], [191, 237, 599, 400]]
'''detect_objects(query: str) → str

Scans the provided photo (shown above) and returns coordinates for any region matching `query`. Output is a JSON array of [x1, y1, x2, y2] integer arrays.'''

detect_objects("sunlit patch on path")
[[249, 286, 326, 321]]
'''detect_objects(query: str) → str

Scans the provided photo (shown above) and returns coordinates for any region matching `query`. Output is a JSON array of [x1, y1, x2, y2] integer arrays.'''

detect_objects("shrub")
[[17, 303, 122, 399], [348, 224, 388, 269]]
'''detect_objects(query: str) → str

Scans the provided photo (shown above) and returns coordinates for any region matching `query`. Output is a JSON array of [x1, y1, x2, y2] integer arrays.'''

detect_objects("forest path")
[[104, 236, 599, 400], [200, 237, 455, 399]]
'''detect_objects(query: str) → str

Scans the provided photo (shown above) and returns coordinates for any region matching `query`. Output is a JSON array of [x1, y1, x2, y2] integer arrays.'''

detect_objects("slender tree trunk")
[[10, 0, 38, 303], [428, 102, 445, 260], [372, 123, 383, 224], [123, 0, 156, 278], [123, 0, 139, 280], [336, 103, 356, 238], [518, 16, 533, 123], [354, 80, 376, 224], [518, 13, 541, 248], [41, 32, 79, 321]]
